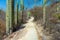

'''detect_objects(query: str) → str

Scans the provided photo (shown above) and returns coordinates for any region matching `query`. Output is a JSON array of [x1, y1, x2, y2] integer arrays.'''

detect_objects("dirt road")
[[4, 17, 42, 40]]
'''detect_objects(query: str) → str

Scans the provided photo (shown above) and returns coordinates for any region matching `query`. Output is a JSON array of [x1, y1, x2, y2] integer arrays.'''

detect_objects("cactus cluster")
[[6, 0, 24, 35], [6, 0, 47, 35]]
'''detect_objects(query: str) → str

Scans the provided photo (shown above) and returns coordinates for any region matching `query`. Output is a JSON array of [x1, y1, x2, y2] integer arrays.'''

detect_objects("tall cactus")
[[20, 0, 24, 23], [6, 0, 10, 35], [34, 0, 36, 6], [26, 0, 31, 19], [27, 10, 31, 19], [15, 1, 18, 26], [6, 0, 14, 35], [56, 0, 60, 12], [43, 0, 46, 27], [11, 0, 14, 33]]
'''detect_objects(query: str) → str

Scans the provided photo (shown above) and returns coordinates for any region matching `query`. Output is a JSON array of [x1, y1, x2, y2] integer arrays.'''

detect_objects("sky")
[[0, 0, 51, 11], [0, 0, 6, 11]]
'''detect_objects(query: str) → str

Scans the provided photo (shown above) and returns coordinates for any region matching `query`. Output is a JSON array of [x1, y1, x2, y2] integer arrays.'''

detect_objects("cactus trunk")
[[43, 0, 46, 27], [6, 0, 14, 35], [15, 2, 18, 26], [27, 10, 31, 19], [20, 0, 24, 23], [34, 0, 36, 6]]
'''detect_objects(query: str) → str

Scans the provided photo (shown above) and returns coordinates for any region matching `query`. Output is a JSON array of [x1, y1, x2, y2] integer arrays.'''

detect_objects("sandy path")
[[4, 17, 42, 40]]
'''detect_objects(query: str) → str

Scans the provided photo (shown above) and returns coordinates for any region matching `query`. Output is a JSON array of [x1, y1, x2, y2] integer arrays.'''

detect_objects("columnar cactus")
[[56, 0, 60, 12], [6, 0, 14, 35], [26, 0, 31, 19], [20, 0, 24, 23], [27, 10, 31, 19], [34, 0, 36, 6], [43, 0, 46, 27], [6, 0, 10, 35], [15, 1, 18, 26], [20, 0, 24, 10]]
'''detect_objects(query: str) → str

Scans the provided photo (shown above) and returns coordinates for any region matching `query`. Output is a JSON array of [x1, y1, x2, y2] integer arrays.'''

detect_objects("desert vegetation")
[[0, 0, 60, 40]]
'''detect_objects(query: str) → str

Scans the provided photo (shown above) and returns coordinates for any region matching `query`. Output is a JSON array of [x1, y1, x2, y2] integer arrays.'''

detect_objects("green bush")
[[52, 13, 60, 20], [58, 15, 60, 20]]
